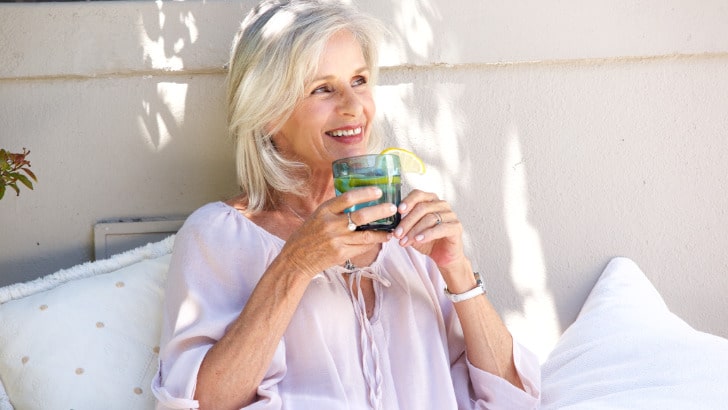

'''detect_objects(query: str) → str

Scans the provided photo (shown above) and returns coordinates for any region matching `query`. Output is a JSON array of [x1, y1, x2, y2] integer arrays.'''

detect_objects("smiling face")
[[273, 29, 376, 174]]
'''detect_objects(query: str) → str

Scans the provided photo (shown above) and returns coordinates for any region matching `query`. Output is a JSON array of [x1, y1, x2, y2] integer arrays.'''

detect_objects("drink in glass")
[[332, 154, 401, 231]]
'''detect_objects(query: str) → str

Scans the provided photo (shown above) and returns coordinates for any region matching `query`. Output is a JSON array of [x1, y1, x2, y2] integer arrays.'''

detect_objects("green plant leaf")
[[0, 184, 5, 200], [9, 183, 20, 196], [16, 174, 33, 190]]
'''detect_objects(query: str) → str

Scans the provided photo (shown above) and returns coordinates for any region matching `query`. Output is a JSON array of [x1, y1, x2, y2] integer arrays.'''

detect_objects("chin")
[[328, 146, 367, 160]]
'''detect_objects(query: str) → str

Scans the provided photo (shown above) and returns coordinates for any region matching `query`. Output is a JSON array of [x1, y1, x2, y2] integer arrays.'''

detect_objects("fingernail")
[[373, 187, 382, 196], [389, 204, 397, 214], [399, 236, 408, 246], [415, 234, 424, 242], [394, 227, 403, 237], [398, 203, 408, 212]]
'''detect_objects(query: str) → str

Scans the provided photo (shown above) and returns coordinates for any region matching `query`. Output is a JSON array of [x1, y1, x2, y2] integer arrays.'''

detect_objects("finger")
[[283, 217, 390, 274], [395, 204, 455, 246], [345, 229, 392, 246], [347, 202, 398, 229], [327, 186, 384, 214], [336, 229, 392, 268], [400, 212, 454, 247], [410, 215, 461, 244], [394, 195, 449, 236], [397, 189, 439, 217]]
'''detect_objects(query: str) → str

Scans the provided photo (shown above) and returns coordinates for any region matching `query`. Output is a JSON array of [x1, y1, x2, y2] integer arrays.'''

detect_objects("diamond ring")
[[433, 212, 442, 226]]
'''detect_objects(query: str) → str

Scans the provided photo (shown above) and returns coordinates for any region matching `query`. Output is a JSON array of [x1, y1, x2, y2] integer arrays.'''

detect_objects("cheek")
[[362, 93, 376, 117], [295, 102, 330, 128], [280, 107, 327, 147]]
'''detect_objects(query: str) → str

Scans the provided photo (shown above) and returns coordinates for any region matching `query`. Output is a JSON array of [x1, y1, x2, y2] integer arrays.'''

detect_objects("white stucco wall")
[[1, 0, 727, 359]]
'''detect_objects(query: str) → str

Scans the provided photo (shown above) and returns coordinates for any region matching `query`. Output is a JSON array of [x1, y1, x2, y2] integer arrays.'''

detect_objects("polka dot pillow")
[[0, 236, 174, 410]]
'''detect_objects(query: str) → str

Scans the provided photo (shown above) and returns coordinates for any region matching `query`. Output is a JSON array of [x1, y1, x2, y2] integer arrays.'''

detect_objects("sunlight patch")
[[502, 126, 560, 362], [138, 82, 187, 151], [262, 9, 296, 40], [395, 0, 436, 59], [138, 4, 190, 70]]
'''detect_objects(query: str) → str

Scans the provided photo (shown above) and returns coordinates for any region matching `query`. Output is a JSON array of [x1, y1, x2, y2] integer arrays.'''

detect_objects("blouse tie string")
[[345, 266, 390, 410]]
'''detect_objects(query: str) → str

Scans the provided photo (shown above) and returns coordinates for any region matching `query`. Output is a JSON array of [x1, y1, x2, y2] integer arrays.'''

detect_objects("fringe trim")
[[0, 235, 175, 305]]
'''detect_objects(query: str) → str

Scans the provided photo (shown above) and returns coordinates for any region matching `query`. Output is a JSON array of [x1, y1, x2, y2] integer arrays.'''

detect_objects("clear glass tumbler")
[[332, 154, 402, 231]]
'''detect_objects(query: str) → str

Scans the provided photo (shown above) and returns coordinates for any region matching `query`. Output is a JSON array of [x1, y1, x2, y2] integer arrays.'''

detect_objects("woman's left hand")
[[392, 189, 467, 271], [396, 192, 525, 392]]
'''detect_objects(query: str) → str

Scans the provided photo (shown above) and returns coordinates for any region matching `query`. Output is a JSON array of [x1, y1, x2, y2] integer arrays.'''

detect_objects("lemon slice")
[[380, 147, 426, 174]]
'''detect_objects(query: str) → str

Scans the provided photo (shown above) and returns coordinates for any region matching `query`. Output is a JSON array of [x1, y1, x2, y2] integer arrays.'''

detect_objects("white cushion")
[[541, 257, 728, 409], [0, 236, 174, 410]]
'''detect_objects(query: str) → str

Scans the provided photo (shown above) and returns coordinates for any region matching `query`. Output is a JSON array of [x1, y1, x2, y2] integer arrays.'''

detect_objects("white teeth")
[[329, 127, 362, 137]]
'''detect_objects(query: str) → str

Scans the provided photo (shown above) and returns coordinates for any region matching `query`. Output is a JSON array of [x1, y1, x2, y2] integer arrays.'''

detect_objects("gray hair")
[[226, 0, 385, 211]]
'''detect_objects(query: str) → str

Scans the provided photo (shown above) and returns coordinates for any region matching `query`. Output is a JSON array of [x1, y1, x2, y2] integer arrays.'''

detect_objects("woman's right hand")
[[280, 186, 396, 278]]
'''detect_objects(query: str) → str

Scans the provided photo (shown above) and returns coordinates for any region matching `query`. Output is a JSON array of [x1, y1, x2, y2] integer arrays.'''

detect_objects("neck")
[[276, 193, 315, 217], [277, 168, 336, 213], [307, 167, 337, 203]]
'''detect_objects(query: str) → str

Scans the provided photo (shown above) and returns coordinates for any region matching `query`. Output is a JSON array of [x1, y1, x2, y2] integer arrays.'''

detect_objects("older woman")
[[152, 1, 541, 409]]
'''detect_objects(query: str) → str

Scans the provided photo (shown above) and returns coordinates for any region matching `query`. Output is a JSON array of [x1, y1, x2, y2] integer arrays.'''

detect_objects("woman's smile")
[[274, 29, 376, 167]]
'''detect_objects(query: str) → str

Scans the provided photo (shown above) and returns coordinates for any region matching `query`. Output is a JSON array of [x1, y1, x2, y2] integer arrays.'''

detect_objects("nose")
[[337, 86, 363, 117]]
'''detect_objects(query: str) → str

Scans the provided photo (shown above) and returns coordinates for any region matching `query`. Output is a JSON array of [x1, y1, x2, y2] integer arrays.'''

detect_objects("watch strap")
[[444, 272, 486, 303]]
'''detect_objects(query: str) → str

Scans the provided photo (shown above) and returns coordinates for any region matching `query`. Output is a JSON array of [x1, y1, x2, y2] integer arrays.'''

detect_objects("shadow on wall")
[[0, 1, 560, 351], [0, 2, 240, 287], [130, 0, 557, 350], [137, 2, 212, 152], [376, 1, 560, 358]]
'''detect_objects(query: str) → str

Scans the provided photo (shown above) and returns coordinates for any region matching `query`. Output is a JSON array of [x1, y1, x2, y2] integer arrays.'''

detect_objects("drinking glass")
[[332, 154, 401, 231]]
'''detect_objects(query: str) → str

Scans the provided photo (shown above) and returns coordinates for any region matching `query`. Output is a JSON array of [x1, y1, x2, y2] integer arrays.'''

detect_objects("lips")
[[326, 126, 363, 137]]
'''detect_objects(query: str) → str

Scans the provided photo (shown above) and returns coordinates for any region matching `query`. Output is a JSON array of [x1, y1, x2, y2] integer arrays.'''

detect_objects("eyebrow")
[[310, 66, 370, 83]]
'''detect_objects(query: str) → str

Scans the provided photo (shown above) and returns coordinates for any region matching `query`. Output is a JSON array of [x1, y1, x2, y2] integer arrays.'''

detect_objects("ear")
[[265, 129, 284, 154], [268, 133, 280, 151]]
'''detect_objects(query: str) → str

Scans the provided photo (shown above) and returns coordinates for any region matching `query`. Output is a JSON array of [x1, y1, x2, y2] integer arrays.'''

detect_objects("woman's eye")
[[311, 85, 332, 95], [352, 76, 367, 87]]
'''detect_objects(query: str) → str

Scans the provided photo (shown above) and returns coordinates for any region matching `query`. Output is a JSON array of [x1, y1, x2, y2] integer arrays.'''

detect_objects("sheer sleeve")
[[151, 203, 287, 409], [456, 342, 541, 409], [425, 258, 541, 409]]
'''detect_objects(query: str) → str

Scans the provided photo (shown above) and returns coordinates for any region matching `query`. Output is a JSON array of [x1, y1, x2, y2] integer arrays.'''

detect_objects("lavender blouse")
[[152, 202, 541, 409]]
